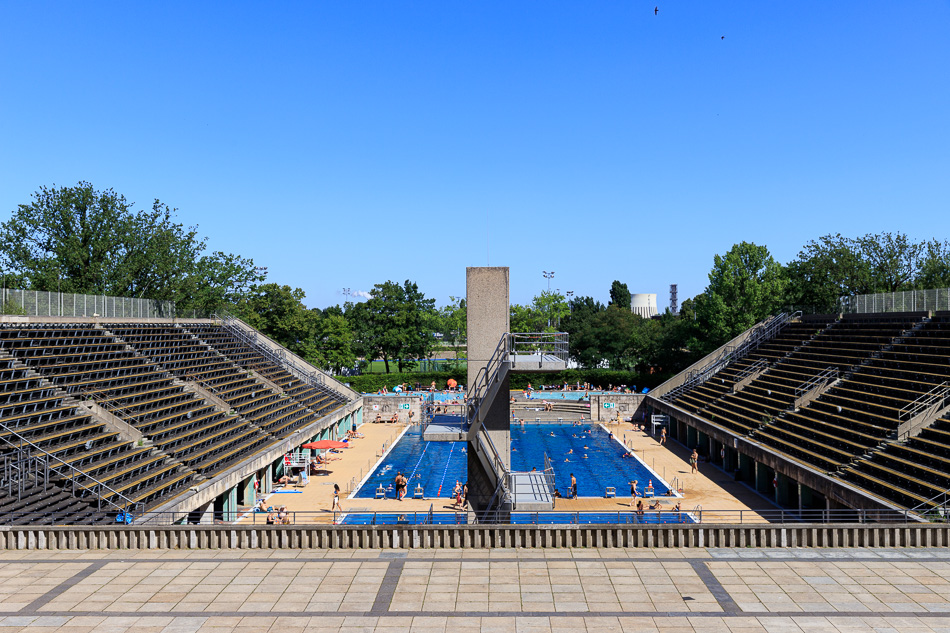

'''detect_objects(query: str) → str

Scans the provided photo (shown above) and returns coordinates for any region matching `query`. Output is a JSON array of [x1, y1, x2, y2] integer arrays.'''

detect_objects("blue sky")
[[2, 2, 948, 310]]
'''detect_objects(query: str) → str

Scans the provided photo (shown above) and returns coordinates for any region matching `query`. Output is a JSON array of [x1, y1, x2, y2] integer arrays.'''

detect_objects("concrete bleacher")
[[0, 319, 358, 523], [662, 311, 950, 514]]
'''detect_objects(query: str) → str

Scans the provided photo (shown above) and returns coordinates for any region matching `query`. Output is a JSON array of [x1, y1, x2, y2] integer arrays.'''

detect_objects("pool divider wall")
[[1, 523, 947, 550]]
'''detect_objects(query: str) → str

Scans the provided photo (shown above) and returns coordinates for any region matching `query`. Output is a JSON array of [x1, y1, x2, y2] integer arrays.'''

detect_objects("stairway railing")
[[214, 313, 354, 405], [0, 421, 144, 517], [662, 312, 798, 402]]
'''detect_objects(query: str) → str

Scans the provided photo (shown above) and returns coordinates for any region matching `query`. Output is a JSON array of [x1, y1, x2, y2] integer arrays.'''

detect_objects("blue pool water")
[[354, 423, 673, 499], [338, 511, 692, 525], [510, 424, 671, 497], [352, 427, 467, 499], [340, 512, 468, 525], [510, 512, 694, 524]]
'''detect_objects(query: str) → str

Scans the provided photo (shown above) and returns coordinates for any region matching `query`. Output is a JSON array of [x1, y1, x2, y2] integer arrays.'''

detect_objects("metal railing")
[[844, 288, 950, 314], [0, 506, 932, 526], [899, 382, 950, 421], [215, 313, 354, 405], [508, 332, 569, 362], [0, 288, 175, 318], [663, 312, 797, 402], [794, 367, 839, 399], [0, 421, 144, 517]]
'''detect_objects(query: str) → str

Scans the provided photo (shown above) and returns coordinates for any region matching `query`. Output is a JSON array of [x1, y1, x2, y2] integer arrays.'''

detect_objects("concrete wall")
[[361, 395, 424, 424], [1, 522, 944, 550], [589, 394, 646, 422]]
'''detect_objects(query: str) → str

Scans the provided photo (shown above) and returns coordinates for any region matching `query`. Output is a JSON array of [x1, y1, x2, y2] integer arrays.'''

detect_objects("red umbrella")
[[302, 440, 348, 450], [447, 379, 458, 388]]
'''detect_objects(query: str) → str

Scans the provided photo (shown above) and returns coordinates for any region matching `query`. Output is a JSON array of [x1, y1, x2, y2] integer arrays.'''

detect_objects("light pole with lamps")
[[542, 270, 555, 292]]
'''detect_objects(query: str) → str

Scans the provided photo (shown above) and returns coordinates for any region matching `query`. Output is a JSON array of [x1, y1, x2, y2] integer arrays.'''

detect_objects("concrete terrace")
[[2, 547, 950, 632]]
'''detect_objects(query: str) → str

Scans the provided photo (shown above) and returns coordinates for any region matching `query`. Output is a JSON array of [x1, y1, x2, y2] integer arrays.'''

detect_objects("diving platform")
[[423, 414, 467, 441]]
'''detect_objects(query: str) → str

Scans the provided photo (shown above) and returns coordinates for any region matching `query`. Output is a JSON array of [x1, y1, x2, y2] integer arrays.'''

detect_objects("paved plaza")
[[2, 547, 950, 632]]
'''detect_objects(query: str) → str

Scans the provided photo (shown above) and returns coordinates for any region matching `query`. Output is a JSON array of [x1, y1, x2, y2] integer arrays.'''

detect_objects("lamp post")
[[342, 288, 351, 306], [566, 290, 574, 315], [543, 271, 555, 292]]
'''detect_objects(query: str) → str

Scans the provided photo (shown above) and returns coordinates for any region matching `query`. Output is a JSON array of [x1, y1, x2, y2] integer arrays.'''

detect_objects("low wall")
[[1, 523, 947, 550], [361, 395, 424, 424], [589, 394, 646, 422]]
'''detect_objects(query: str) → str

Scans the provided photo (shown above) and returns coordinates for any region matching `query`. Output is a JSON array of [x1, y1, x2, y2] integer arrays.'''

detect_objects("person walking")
[[570, 473, 577, 499], [690, 449, 699, 474], [331, 484, 342, 512], [659, 427, 667, 445], [629, 480, 639, 507]]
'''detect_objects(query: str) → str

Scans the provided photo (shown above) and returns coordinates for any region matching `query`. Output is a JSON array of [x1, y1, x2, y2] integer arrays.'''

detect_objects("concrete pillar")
[[263, 464, 273, 494], [241, 474, 257, 506], [223, 486, 238, 522], [466, 267, 512, 514]]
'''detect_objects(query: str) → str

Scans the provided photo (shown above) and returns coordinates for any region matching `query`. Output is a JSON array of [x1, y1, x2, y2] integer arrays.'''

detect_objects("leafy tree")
[[232, 284, 320, 360], [696, 241, 787, 348], [435, 296, 467, 346], [318, 314, 356, 374], [510, 303, 541, 333], [609, 280, 632, 310], [918, 240, 950, 289], [0, 182, 264, 313], [350, 280, 436, 373], [858, 232, 924, 292], [532, 290, 569, 331]]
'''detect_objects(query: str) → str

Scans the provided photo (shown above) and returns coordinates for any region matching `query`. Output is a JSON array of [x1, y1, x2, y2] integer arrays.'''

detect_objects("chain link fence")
[[0, 289, 176, 318], [843, 288, 950, 314]]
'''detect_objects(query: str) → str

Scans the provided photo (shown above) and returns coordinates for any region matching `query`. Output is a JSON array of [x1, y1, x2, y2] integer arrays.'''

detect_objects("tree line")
[[3, 183, 949, 377]]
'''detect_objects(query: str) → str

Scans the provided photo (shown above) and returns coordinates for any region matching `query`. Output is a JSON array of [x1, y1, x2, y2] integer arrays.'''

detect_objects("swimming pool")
[[353, 423, 673, 499], [510, 512, 694, 524], [337, 511, 693, 525], [510, 423, 672, 497], [351, 427, 467, 499], [339, 511, 468, 525]]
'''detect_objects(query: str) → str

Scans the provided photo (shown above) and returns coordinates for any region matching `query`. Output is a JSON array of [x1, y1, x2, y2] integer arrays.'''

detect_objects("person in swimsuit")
[[629, 480, 639, 506], [332, 484, 342, 512], [570, 474, 577, 499], [689, 449, 699, 474]]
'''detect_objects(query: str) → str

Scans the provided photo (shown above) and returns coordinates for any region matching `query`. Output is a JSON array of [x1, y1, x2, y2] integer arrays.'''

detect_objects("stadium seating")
[[666, 311, 950, 512], [104, 324, 319, 439], [185, 324, 348, 417]]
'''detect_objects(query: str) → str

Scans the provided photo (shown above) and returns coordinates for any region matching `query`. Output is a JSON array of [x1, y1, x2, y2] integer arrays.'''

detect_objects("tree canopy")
[[0, 182, 265, 314]]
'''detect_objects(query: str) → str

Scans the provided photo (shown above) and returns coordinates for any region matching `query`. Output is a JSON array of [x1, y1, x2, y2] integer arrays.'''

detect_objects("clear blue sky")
[[2, 2, 948, 310]]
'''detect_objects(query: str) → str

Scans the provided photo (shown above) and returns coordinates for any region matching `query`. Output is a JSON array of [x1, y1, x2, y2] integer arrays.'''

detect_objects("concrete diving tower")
[[464, 267, 568, 519]]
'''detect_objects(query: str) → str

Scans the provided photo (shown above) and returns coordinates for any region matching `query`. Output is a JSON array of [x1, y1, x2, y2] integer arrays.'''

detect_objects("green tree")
[[0, 182, 264, 313], [609, 280, 632, 310], [532, 290, 569, 331], [918, 239, 950, 289], [232, 284, 320, 360], [318, 314, 356, 374], [697, 242, 787, 348], [351, 280, 436, 373]]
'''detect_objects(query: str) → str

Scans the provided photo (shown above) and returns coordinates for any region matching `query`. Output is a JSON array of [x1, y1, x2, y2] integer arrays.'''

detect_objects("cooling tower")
[[630, 293, 658, 318]]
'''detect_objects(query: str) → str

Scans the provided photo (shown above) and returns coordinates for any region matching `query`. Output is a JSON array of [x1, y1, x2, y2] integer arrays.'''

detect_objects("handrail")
[[214, 313, 354, 404], [899, 382, 950, 421], [81, 388, 149, 428], [0, 420, 143, 517], [662, 312, 798, 402], [794, 367, 839, 398]]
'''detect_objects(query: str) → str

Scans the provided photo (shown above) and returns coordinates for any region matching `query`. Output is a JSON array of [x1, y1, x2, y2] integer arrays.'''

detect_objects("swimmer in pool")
[[567, 449, 573, 454], [583, 454, 588, 459], [550, 432, 555, 437], [564, 458, 570, 462]]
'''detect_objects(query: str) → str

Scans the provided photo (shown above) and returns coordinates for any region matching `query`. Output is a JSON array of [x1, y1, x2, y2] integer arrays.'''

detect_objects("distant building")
[[630, 293, 658, 318]]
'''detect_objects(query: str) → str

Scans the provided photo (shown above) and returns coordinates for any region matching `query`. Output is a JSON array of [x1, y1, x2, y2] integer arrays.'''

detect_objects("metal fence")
[[844, 288, 950, 314], [0, 288, 175, 318]]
